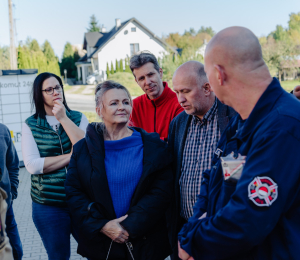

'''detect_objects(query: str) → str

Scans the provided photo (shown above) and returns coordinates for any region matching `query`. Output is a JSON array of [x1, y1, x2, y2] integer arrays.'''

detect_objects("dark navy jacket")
[[178, 78, 300, 260], [0, 123, 19, 207]]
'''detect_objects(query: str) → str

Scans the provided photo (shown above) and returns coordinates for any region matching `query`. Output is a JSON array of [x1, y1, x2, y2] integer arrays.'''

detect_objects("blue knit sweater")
[[104, 129, 143, 218]]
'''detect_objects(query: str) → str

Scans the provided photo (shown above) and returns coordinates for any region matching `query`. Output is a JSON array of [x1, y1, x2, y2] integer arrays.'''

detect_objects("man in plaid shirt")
[[168, 61, 236, 259]]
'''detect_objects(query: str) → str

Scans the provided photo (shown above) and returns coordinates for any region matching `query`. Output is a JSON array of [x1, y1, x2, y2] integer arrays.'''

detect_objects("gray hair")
[[94, 80, 132, 139], [130, 51, 160, 76], [95, 80, 132, 108]]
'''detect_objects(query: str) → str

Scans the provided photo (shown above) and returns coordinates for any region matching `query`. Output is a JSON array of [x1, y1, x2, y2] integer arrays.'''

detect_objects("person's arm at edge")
[[5, 127, 19, 200]]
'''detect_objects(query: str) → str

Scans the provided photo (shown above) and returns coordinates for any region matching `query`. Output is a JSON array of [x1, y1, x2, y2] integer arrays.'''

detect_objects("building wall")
[[97, 21, 167, 80]]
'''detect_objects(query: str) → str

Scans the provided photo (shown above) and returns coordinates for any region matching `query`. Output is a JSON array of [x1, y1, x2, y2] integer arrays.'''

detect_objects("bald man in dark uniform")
[[178, 26, 300, 260]]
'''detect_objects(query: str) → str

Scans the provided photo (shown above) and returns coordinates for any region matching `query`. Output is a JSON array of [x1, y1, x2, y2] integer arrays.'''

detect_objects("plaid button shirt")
[[179, 99, 221, 220]]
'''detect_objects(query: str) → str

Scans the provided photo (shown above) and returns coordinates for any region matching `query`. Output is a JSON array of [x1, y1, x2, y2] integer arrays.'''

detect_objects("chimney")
[[115, 18, 121, 28], [101, 27, 107, 33]]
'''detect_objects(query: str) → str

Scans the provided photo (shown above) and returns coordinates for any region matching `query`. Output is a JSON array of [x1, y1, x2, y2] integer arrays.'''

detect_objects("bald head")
[[206, 26, 264, 69], [204, 26, 272, 120], [173, 61, 208, 85], [173, 61, 215, 119]]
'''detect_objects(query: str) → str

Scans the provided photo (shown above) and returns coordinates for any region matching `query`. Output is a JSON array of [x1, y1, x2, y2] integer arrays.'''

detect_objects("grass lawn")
[[108, 72, 143, 97], [281, 80, 300, 92], [82, 111, 101, 123], [63, 84, 72, 92]]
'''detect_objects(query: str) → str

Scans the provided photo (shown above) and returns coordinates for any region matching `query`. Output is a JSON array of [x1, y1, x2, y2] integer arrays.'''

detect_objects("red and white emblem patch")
[[248, 176, 278, 207]]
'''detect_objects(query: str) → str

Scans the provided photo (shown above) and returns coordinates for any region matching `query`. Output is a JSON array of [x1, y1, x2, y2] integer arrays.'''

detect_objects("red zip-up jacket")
[[129, 82, 183, 141]]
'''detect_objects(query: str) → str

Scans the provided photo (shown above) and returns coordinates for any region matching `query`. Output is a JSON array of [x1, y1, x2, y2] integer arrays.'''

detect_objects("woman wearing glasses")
[[21, 72, 88, 260]]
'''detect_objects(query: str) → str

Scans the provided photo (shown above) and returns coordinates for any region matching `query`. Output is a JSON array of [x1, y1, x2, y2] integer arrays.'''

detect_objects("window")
[[124, 30, 128, 35], [130, 43, 140, 56], [131, 27, 136, 32]]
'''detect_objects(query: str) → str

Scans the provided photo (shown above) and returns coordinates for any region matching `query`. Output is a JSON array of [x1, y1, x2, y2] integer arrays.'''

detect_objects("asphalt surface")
[[65, 93, 95, 112]]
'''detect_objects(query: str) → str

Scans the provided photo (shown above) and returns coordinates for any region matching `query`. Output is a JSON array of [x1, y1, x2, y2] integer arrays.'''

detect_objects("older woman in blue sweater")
[[65, 81, 173, 260]]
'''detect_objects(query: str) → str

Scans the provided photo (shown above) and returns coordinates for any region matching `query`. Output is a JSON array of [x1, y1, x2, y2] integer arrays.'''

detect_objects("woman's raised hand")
[[52, 100, 67, 122], [100, 215, 129, 243]]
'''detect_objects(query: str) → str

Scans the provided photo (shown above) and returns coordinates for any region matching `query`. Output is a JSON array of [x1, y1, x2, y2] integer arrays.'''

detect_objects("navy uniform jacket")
[[178, 78, 300, 260]]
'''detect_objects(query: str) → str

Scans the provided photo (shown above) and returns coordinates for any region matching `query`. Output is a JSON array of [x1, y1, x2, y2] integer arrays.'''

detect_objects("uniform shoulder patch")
[[248, 176, 278, 207]]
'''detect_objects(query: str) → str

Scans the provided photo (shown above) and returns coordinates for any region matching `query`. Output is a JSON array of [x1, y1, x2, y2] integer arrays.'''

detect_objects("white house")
[[76, 17, 173, 84], [196, 39, 208, 58]]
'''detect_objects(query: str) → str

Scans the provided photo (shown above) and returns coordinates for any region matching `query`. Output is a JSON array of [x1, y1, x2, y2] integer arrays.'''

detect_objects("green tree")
[[17, 39, 52, 75], [110, 61, 114, 74], [162, 47, 204, 88], [198, 26, 215, 37], [87, 15, 101, 32], [0, 46, 10, 70], [106, 62, 110, 78], [29, 39, 41, 52], [42, 40, 60, 75], [60, 42, 77, 78], [125, 58, 131, 72], [119, 59, 124, 72], [115, 59, 120, 73], [288, 12, 300, 44], [271, 25, 289, 42]]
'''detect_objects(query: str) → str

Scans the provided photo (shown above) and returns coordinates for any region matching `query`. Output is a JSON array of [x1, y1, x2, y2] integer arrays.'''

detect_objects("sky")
[[0, 0, 299, 59]]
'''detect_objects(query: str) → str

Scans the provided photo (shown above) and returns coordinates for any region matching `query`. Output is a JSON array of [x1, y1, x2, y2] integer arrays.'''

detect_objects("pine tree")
[[119, 59, 124, 72], [29, 39, 40, 52], [0, 46, 10, 70], [115, 59, 119, 73], [125, 58, 131, 72], [60, 42, 77, 78], [43, 40, 60, 75], [17, 45, 29, 69], [110, 61, 114, 74], [106, 62, 110, 78], [87, 15, 101, 32]]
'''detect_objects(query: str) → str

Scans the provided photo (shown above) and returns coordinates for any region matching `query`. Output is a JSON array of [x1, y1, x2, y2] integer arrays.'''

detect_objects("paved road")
[[13, 168, 86, 260], [65, 93, 95, 112]]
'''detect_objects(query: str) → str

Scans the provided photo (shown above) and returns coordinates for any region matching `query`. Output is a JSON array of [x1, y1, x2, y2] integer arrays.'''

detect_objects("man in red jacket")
[[129, 52, 183, 141]]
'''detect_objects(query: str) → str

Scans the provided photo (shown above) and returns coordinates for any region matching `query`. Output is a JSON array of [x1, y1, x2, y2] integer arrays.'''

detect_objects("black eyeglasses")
[[42, 85, 63, 95]]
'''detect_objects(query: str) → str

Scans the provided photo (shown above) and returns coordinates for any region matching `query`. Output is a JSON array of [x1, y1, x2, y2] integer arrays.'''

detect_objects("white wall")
[[97, 21, 167, 79], [0, 73, 37, 162]]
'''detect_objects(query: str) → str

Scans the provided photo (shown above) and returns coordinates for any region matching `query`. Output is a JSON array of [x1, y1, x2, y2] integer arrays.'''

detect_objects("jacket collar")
[[236, 77, 284, 141], [145, 81, 172, 107]]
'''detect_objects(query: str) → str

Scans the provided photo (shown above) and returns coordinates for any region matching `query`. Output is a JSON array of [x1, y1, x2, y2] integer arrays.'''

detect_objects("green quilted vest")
[[25, 110, 82, 207]]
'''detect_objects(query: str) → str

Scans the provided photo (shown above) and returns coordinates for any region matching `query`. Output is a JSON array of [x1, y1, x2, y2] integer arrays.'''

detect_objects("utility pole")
[[8, 0, 17, 69]]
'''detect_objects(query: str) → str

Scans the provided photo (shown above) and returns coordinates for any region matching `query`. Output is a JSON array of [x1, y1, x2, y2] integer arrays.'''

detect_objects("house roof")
[[281, 59, 300, 69], [77, 53, 87, 62], [83, 31, 104, 50], [83, 17, 174, 59]]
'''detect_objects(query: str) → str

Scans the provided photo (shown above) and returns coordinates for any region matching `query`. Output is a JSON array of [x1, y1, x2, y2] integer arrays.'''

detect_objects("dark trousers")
[[6, 202, 23, 260], [171, 217, 187, 260], [32, 202, 78, 260]]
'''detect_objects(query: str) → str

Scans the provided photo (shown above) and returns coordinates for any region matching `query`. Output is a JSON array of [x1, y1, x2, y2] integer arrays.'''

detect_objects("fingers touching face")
[[42, 77, 63, 107]]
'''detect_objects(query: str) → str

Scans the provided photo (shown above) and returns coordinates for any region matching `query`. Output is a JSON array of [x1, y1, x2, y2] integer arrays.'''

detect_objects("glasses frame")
[[42, 85, 63, 95]]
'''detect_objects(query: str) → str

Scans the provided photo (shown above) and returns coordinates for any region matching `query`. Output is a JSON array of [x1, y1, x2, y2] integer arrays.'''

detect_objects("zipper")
[[151, 101, 156, 132], [36, 124, 67, 173]]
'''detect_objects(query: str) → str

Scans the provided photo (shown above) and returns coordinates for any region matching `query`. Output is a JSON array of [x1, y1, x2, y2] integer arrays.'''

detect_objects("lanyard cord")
[[126, 242, 135, 260], [105, 241, 135, 260], [105, 240, 113, 260]]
